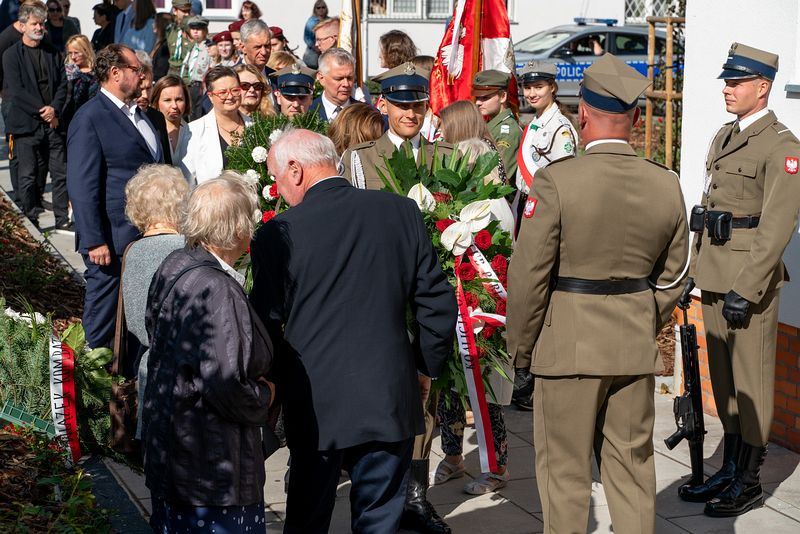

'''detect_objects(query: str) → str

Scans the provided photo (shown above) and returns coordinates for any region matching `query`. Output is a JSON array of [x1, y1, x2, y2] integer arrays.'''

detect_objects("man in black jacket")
[[250, 129, 457, 534], [2, 2, 67, 229]]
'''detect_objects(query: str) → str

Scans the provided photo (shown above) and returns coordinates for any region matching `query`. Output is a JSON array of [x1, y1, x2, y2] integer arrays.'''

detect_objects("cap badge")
[[404, 63, 415, 75], [291, 63, 301, 75]]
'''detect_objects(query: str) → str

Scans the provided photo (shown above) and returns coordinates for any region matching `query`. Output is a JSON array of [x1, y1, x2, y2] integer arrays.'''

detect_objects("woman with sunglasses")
[[302, 0, 328, 69], [45, 0, 79, 52], [181, 66, 252, 185], [234, 63, 275, 118]]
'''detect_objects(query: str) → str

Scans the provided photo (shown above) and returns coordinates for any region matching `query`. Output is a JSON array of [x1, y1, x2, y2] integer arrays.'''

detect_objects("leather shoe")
[[679, 433, 740, 502], [705, 444, 767, 517], [401, 459, 451, 533]]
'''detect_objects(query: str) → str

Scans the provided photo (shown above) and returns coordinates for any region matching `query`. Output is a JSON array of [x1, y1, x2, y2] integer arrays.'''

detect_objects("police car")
[[514, 18, 678, 108]]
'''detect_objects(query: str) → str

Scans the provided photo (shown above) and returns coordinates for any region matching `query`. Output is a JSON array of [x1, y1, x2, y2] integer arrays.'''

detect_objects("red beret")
[[228, 19, 244, 32], [270, 26, 284, 39], [212, 31, 233, 44]]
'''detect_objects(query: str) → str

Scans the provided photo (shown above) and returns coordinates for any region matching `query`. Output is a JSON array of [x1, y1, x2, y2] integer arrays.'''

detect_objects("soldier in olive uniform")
[[166, 0, 192, 76], [342, 62, 453, 192], [472, 69, 522, 178], [677, 43, 800, 517], [269, 63, 316, 117], [507, 54, 689, 534]]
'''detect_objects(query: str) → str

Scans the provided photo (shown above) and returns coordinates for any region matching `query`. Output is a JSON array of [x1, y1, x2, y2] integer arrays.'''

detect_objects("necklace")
[[218, 115, 244, 136]]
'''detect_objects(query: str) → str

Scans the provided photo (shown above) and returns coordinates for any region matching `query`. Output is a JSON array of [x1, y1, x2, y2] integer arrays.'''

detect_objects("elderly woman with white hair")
[[141, 172, 277, 533], [121, 164, 189, 439]]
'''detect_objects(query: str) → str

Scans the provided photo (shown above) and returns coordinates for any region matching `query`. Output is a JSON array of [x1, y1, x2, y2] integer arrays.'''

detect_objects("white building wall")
[[69, 0, 624, 76], [681, 0, 800, 326]]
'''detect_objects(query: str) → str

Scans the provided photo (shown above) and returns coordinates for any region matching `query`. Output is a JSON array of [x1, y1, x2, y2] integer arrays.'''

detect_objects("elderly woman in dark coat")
[[141, 172, 276, 533]]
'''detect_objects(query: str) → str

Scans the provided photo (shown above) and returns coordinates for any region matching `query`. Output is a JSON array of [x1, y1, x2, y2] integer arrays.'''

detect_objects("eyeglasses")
[[208, 87, 243, 97], [315, 34, 337, 45], [119, 64, 145, 75], [48, 6, 62, 12], [240, 82, 265, 92]]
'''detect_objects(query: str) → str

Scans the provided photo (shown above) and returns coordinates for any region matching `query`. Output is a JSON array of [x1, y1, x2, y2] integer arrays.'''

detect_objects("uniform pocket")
[[725, 158, 758, 199], [729, 229, 755, 251]]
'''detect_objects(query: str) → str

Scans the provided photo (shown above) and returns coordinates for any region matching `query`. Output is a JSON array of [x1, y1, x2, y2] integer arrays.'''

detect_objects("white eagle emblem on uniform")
[[441, 27, 466, 77], [785, 157, 798, 174]]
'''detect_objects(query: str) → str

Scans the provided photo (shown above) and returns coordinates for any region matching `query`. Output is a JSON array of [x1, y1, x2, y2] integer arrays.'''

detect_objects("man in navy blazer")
[[309, 47, 359, 122], [67, 44, 165, 350], [250, 129, 457, 533]]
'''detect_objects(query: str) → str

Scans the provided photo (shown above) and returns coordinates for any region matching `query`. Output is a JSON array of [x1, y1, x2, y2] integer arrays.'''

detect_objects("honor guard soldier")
[[342, 62, 454, 191], [678, 43, 800, 517], [270, 63, 316, 118], [507, 53, 688, 534], [166, 0, 193, 76], [472, 69, 522, 178]]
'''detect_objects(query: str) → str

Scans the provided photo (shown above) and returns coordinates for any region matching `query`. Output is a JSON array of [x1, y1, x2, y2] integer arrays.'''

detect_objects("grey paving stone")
[[670, 504, 800, 533]]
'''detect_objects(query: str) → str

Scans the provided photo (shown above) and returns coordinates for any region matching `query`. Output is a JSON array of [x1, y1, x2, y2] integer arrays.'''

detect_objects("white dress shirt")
[[101, 88, 159, 160], [387, 130, 421, 160], [321, 93, 349, 121]]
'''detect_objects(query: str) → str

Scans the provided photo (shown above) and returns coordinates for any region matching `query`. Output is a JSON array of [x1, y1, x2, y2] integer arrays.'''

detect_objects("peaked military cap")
[[171, 0, 192, 8], [580, 53, 651, 113], [519, 60, 558, 84], [472, 69, 510, 96], [374, 62, 430, 103], [185, 16, 209, 29], [270, 63, 317, 96], [718, 42, 779, 81]]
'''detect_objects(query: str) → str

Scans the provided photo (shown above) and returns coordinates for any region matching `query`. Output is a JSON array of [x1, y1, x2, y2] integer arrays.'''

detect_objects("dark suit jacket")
[[309, 95, 359, 122], [2, 40, 67, 135], [67, 91, 165, 255], [144, 107, 172, 166], [250, 177, 457, 451]]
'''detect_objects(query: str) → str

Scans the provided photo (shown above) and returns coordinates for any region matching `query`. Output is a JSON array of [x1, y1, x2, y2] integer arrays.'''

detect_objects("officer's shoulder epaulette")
[[645, 158, 680, 179], [350, 140, 377, 152], [770, 121, 800, 140]]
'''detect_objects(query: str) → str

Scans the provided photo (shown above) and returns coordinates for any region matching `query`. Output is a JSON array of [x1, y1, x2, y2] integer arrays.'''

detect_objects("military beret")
[[270, 63, 317, 96], [228, 19, 244, 33], [212, 31, 233, 44], [519, 60, 557, 84], [373, 62, 430, 103], [185, 16, 208, 29], [718, 42, 779, 81], [270, 26, 285, 39], [580, 53, 651, 113], [471, 69, 511, 96], [171, 0, 192, 8]]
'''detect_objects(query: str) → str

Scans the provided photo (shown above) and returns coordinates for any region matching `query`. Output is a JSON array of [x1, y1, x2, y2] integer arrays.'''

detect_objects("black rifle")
[[664, 306, 706, 488]]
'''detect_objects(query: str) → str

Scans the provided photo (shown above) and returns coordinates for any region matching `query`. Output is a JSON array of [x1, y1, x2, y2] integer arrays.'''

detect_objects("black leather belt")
[[555, 277, 650, 295], [730, 214, 760, 228]]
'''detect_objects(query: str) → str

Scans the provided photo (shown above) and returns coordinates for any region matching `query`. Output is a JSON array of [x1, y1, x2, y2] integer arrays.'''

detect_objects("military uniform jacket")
[[166, 24, 187, 75], [488, 109, 522, 177], [507, 142, 688, 376], [689, 111, 800, 304], [516, 102, 578, 194], [342, 132, 454, 191]]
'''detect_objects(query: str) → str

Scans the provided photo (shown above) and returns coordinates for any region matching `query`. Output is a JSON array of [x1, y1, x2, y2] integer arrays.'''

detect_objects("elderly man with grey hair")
[[142, 171, 277, 532], [309, 47, 358, 121], [249, 128, 457, 533]]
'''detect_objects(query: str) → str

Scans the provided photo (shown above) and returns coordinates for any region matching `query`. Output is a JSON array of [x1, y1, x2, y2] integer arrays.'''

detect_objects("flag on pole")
[[338, 0, 364, 87], [430, 0, 519, 116]]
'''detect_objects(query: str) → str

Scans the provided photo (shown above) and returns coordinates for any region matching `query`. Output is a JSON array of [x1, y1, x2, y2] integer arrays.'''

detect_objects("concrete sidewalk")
[[2, 151, 800, 532]]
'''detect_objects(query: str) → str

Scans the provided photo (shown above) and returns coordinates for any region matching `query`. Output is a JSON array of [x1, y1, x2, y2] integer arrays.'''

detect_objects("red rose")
[[481, 325, 497, 339], [464, 291, 479, 309], [478, 346, 487, 359], [269, 183, 279, 199], [491, 254, 508, 276], [432, 191, 452, 203], [498, 273, 508, 286], [474, 229, 492, 250], [457, 262, 477, 281], [495, 299, 507, 316], [435, 219, 456, 232], [262, 210, 277, 223]]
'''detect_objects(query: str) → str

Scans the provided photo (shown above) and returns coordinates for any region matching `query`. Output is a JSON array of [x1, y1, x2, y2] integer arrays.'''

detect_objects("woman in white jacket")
[[181, 66, 252, 185]]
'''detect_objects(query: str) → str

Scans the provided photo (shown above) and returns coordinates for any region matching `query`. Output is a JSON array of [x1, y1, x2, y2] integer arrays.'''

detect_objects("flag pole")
[[470, 0, 483, 96]]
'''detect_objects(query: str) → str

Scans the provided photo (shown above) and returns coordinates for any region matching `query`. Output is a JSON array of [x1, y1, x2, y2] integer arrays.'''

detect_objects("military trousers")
[[413, 390, 439, 460], [702, 289, 779, 446], [534, 374, 656, 534]]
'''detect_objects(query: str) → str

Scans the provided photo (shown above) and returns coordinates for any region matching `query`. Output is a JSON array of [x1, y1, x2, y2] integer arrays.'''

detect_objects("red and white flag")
[[429, 0, 519, 116]]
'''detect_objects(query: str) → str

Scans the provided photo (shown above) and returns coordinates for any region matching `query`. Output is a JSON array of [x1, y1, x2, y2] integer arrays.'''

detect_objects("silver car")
[[514, 19, 674, 107]]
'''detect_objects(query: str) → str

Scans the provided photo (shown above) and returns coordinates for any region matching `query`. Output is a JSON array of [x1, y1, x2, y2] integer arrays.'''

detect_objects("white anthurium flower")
[[459, 199, 493, 232], [441, 221, 474, 256], [251, 146, 268, 163], [489, 198, 515, 234], [407, 183, 436, 213]]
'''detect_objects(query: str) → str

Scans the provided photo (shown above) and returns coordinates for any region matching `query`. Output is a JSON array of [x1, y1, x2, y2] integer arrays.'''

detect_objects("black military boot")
[[679, 433, 741, 502], [400, 459, 451, 534], [704, 443, 767, 517]]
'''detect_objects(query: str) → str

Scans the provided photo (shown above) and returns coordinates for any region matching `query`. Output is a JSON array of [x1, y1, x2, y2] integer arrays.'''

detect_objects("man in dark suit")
[[67, 44, 166, 350], [250, 129, 457, 534], [309, 47, 359, 122], [2, 2, 68, 229]]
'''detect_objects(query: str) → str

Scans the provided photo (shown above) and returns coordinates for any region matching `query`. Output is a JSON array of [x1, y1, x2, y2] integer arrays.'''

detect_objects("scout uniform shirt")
[[167, 23, 187, 76], [689, 108, 800, 303], [516, 102, 578, 194], [487, 108, 522, 177]]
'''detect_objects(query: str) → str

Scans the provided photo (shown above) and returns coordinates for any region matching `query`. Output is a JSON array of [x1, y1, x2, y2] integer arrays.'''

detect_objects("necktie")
[[401, 140, 413, 156], [332, 105, 342, 119], [722, 123, 740, 149]]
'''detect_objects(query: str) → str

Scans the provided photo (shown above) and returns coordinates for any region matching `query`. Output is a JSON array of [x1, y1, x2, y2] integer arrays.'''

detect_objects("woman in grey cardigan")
[[121, 164, 188, 439]]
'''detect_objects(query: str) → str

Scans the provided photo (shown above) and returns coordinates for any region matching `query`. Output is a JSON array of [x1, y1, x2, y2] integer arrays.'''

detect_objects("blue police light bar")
[[573, 17, 618, 26]]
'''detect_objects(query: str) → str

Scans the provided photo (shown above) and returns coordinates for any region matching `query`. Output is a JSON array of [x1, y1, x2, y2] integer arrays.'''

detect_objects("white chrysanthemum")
[[268, 129, 283, 146], [251, 146, 268, 163], [244, 169, 260, 186], [262, 185, 271, 200]]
